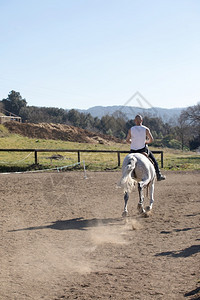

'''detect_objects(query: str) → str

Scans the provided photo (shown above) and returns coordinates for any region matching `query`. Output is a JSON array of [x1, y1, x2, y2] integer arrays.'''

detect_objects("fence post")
[[78, 151, 80, 163], [34, 150, 38, 165], [117, 152, 120, 167], [161, 151, 163, 168]]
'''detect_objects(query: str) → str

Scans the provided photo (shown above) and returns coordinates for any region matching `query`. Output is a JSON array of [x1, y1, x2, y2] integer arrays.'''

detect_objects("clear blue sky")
[[0, 0, 199, 110]]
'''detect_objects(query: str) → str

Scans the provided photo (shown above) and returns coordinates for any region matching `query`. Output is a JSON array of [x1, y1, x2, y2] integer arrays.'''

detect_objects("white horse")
[[119, 153, 156, 217]]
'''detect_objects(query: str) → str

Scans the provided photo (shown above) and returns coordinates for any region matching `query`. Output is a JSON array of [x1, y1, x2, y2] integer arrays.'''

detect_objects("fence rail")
[[0, 149, 164, 168]]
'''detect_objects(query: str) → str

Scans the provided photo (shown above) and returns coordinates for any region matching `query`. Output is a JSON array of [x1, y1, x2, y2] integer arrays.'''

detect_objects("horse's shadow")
[[155, 244, 200, 258], [9, 217, 123, 232]]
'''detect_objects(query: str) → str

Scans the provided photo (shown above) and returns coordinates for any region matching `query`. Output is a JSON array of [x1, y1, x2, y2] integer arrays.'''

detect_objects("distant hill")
[[77, 106, 185, 124]]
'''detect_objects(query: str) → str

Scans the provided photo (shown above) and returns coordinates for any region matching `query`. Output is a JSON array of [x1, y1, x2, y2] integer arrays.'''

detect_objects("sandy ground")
[[0, 170, 199, 300]]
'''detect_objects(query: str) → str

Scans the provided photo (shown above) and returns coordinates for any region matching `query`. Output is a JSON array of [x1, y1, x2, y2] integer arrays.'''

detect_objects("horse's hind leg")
[[122, 191, 129, 217], [147, 180, 155, 211], [137, 182, 145, 214]]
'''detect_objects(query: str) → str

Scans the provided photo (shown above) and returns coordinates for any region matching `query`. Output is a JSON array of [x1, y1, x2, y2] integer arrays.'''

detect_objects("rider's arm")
[[146, 128, 154, 144], [126, 129, 131, 143]]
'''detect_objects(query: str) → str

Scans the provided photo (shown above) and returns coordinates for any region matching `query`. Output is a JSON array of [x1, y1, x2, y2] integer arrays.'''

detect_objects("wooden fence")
[[0, 149, 164, 168]]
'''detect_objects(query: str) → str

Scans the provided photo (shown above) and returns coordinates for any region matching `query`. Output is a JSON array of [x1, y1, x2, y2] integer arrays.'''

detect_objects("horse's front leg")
[[137, 182, 145, 214], [122, 191, 129, 217]]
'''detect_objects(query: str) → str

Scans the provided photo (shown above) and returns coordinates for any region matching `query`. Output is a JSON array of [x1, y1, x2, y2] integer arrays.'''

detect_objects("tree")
[[20, 106, 68, 123], [180, 103, 200, 125], [67, 109, 81, 127], [176, 114, 190, 150], [2, 90, 27, 116], [189, 134, 200, 150], [178, 104, 200, 150]]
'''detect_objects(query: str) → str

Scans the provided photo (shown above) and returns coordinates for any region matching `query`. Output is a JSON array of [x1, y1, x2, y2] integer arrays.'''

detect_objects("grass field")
[[0, 130, 199, 172]]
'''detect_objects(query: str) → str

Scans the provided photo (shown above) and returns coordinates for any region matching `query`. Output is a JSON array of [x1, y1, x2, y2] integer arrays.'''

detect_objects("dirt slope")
[[4, 121, 121, 144]]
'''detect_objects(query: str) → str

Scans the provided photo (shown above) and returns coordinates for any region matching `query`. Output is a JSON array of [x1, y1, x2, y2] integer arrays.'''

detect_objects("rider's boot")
[[157, 172, 166, 181]]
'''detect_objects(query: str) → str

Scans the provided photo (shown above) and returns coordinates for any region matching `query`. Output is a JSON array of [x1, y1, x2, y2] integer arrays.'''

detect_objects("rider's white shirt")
[[130, 125, 147, 150]]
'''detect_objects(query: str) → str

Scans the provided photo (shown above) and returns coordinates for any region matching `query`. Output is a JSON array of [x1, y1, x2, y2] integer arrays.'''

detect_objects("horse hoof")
[[144, 206, 152, 217], [122, 211, 128, 218], [144, 212, 150, 218], [137, 204, 145, 214], [145, 206, 151, 212]]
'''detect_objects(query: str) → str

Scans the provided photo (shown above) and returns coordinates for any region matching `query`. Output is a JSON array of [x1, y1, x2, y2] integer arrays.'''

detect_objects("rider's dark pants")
[[130, 147, 161, 177]]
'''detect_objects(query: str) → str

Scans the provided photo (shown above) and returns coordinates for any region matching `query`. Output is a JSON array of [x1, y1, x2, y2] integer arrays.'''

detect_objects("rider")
[[126, 114, 166, 181]]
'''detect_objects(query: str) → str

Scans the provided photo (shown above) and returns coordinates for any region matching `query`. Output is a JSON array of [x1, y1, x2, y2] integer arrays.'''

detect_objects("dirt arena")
[[0, 170, 199, 300]]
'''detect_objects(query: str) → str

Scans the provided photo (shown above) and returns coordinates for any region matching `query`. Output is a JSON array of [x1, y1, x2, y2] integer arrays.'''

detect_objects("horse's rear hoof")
[[144, 206, 152, 217], [122, 211, 128, 218], [145, 206, 151, 212]]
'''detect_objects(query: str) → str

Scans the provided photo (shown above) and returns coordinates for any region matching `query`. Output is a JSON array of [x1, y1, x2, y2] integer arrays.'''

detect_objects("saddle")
[[141, 152, 154, 165], [130, 148, 154, 166]]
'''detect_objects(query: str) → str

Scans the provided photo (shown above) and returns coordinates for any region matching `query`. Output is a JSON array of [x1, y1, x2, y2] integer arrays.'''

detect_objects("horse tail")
[[119, 155, 137, 193]]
